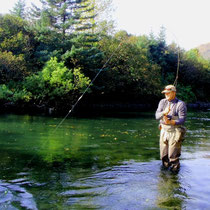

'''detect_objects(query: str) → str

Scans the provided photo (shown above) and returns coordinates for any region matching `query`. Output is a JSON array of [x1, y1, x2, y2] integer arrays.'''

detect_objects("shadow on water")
[[0, 111, 209, 209]]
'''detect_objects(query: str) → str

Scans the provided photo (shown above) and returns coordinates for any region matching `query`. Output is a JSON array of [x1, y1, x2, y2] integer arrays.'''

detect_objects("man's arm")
[[155, 99, 166, 120], [174, 102, 187, 125]]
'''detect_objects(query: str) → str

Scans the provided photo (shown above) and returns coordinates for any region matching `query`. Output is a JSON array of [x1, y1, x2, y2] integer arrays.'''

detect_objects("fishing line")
[[53, 40, 124, 133], [24, 40, 124, 169], [164, 28, 181, 87], [173, 45, 180, 87]]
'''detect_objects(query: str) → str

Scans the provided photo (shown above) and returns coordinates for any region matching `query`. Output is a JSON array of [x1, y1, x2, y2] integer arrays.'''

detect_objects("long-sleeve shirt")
[[155, 97, 187, 125]]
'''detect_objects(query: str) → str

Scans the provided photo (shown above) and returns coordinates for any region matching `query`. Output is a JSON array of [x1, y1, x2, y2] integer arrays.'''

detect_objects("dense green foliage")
[[0, 0, 210, 112]]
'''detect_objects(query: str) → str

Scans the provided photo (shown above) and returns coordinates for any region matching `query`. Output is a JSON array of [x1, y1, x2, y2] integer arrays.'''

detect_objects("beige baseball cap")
[[161, 85, 176, 93]]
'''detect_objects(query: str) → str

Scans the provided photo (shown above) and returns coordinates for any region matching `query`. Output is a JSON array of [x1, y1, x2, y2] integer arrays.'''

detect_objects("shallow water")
[[0, 111, 209, 209]]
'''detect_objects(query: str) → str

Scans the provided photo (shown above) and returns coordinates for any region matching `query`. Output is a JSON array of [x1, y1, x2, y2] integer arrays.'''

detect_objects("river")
[[0, 111, 210, 209]]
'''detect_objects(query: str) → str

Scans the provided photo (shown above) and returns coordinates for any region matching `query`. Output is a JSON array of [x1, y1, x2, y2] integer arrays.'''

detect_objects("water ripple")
[[0, 180, 37, 210]]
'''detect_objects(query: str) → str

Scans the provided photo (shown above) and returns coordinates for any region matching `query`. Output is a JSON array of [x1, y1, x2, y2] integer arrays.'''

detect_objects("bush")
[[23, 57, 91, 107], [176, 85, 197, 103], [0, 51, 27, 83], [0, 84, 13, 100]]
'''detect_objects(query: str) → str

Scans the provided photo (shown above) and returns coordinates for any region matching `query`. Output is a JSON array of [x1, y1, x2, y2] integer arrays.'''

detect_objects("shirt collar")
[[168, 97, 178, 103]]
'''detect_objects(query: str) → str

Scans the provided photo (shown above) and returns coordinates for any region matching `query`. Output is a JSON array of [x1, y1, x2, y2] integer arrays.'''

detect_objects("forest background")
[[0, 0, 210, 114]]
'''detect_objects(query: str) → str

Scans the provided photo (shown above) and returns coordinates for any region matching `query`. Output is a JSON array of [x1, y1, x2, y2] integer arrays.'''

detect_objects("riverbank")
[[1, 101, 210, 116], [187, 102, 210, 109]]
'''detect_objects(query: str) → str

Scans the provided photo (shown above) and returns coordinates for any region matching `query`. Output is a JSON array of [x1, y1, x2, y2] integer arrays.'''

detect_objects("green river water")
[[0, 111, 210, 209]]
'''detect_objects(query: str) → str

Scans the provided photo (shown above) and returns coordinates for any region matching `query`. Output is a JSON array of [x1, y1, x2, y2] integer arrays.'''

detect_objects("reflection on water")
[[157, 169, 187, 209], [0, 111, 209, 209]]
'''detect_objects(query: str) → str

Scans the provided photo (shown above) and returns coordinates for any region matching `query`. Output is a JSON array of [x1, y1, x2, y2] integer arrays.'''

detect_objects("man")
[[155, 85, 187, 172]]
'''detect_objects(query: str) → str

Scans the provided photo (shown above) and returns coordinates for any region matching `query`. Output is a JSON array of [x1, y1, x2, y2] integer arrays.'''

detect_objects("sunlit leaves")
[[24, 57, 90, 105], [0, 14, 38, 74], [0, 56, 90, 107], [0, 51, 27, 83]]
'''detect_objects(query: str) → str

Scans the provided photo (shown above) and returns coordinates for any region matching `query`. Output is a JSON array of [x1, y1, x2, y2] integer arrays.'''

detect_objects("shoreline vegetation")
[[1, 101, 210, 117], [0, 0, 210, 115]]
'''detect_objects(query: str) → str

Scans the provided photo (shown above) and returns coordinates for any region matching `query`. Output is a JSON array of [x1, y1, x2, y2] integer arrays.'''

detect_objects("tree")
[[94, 31, 162, 103], [73, 0, 96, 32], [30, 0, 96, 37], [0, 57, 91, 108], [92, 0, 115, 35], [0, 14, 26, 41], [0, 14, 39, 73], [180, 49, 210, 101], [23, 57, 91, 108], [29, 0, 101, 63], [10, 0, 26, 19], [0, 51, 27, 84]]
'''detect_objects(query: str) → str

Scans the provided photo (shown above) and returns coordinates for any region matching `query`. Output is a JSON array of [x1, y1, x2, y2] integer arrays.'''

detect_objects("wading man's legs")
[[160, 130, 181, 171], [168, 140, 181, 171]]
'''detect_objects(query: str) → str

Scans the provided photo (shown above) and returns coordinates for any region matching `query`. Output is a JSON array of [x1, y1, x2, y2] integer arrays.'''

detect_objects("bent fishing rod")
[[173, 46, 180, 87], [167, 29, 181, 87], [53, 41, 124, 133]]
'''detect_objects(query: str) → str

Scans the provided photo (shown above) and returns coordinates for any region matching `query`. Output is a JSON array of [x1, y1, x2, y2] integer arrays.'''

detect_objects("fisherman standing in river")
[[155, 85, 187, 172]]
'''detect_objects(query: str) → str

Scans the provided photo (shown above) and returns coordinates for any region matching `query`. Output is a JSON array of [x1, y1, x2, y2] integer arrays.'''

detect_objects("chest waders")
[[159, 101, 186, 172]]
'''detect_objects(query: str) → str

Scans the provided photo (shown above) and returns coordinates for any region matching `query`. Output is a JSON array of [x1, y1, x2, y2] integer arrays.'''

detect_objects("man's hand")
[[163, 116, 176, 125]]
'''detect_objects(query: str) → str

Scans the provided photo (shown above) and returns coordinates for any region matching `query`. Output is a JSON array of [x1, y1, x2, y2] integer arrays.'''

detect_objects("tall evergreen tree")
[[29, 0, 104, 69], [10, 0, 26, 19], [30, 0, 97, 37], [74, 0, 96, 32]]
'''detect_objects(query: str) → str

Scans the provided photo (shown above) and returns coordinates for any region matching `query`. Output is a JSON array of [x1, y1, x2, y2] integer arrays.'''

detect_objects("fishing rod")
[[173, 45, 180, 87], [166, 28, 181, 87], [53, 40, 124, 133]]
